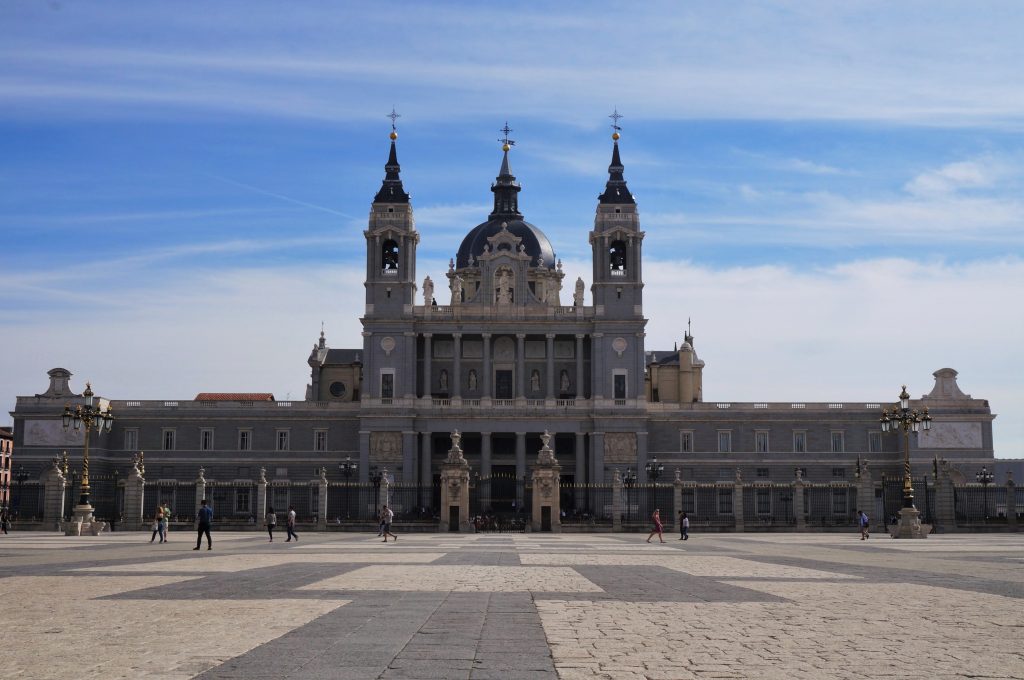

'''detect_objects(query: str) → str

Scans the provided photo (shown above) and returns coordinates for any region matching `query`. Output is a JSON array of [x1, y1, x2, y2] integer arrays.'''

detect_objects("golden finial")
[[612, 132, 620, 141], [390, 130, 398, 140], [502, 143, 510, 152]]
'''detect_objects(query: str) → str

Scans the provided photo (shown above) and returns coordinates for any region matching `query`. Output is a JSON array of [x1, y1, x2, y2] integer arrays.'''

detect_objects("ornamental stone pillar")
[[439, 431, 472, 532], [121, 458, 146, 531], [673, 468, 683, 533], [855, 456, 874, 526], [794, 469, 806, 532], [318, 467, 329, 530], [195, 467, 207, 516], [531, 431, 562, 532], [733, 468, 745, 532], [256, 467, 268, 527], [41, 459, 67, 531], [612, 468, 622, 532], [1006, 472, 1017, 532], [933, 458, 956, 530]]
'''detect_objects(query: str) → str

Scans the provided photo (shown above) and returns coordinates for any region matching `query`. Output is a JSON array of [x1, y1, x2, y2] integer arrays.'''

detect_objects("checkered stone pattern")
[[0, 532, 1021, 679]]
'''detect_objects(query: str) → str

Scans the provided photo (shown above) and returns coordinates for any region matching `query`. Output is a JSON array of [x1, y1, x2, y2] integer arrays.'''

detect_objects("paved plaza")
[[1, 530, 1022, 679]]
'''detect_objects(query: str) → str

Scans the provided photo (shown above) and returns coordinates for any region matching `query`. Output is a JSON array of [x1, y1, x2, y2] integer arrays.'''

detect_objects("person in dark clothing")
[[193, 499, 213, 551]]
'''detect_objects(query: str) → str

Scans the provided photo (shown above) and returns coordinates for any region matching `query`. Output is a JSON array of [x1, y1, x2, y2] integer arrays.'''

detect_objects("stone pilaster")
[[612, 468, 622, 531], [1006, 473, 1017, 532], [530, 431, 562, 532], [673, 468, 683, 533], [41, 462, 66, 531], [256, 467, 268, 526], [933, 458, 956, 531], [195, 467, 206, 516], [318, 467, 328, 530], [439, 431, 472, 532], [733, 469, 745, 533], [121, 461, 146, 530], [794, 471, 806, 532]]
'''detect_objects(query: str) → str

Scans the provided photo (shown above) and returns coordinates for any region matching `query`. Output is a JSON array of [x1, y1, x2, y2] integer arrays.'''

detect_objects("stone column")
[[121, 462, 145, 531], [481, 333, 492, 405], [933, 458, 956, 530], [452, 333, 462, 401], [733, 468, 745, 532], [422, 333, 433, 400], [420, 432, 432, 488], [358, 431, 371, 483], [195, 467, 207, 516], [1006, 473, 1017, 532], [41, 463, 67, 531], [575, 334, 585, 400], [531, 431, 562, 532], [612, 467, 622, 531], [592, 333, 605, 400], [516, 333, 526, 401], [855, 458, 875, 526], [545, 333, 555, 402], [794, 470, 806, 532], [256, 467, 268, 527], [439, 431, 472, 532], [402, 431, 417, 483], [673, 468, 683, 534], [591, 431, 605, 484], [403, 331, 416, 400], [574, 432, 586, 487], [318, 468, 328, 530], [380, 466, 391, 512]]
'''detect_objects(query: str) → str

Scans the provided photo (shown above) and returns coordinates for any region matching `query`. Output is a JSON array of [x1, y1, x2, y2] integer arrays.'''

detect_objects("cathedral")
[[11, 124, 997, 509]]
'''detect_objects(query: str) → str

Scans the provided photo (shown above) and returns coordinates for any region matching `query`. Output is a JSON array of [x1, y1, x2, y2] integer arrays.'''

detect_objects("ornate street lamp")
[[645, 457, 664, 483], [61, 382, 114, 512], [880, 385, 932, 538], [976, 466, 994, 521], [338, 456, 358, 519]]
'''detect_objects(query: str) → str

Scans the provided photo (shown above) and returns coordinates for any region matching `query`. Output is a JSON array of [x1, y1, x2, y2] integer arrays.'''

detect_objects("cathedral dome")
[[455, 218, 556, 269]]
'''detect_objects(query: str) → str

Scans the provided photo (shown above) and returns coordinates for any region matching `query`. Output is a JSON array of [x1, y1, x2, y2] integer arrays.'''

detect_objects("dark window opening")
[[609, 240, 627, 274], [381, 239, 399, 272]]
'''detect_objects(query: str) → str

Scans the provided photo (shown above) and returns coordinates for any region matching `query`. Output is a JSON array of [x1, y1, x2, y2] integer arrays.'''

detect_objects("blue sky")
[[1, 1, 1022, 458]]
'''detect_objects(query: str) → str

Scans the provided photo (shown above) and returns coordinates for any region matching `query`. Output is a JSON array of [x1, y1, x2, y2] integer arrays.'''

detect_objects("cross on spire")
[[609, 108, 623, 132], [387, 107, 401, 131], [499, 121, 516, 148]]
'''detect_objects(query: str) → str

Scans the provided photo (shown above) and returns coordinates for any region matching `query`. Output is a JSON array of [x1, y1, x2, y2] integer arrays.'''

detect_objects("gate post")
[[195, 467, 206, 515], [673, 468, 683, 533], [794, 469, 806, 532], [612, 468, 622, 532], [439, 431, 472, 532], [256, 467, 268, 526], [855, 456, 874, 528], [121, 455, 145, 530], [531, 431, 562, 532], [1006, 472, 1017, 532], [933, 458, 956, 530], [733, 468, 745, 533], [41, 458, 67, 531], [318, 467, 329, 531]]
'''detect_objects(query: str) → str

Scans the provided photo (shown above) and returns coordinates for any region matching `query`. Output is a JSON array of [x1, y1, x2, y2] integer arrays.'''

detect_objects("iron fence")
[[621, 483, 673, 526], [680, 484, 736, 529], [880, 476, 935, 525], [803, 483, 857, 527], [742, 484, 797, 527], [954, 484, 1008, 524], [143, 482, 196, 523], [14, 482, 44, 520]]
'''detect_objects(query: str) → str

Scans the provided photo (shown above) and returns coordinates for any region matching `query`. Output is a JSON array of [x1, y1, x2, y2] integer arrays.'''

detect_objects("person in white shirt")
[[381, 505, 397, 542], [285, 506, 298, 542]]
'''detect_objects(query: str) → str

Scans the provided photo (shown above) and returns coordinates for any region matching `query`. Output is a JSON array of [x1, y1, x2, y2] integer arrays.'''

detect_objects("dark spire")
[[490, 122, 522, 218], [373, 112, 410, 204], [599, 109, 635, 205]]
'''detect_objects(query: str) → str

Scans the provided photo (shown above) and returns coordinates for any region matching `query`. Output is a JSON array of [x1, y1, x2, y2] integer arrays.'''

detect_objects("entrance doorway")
[[495, 370, 513, 399]]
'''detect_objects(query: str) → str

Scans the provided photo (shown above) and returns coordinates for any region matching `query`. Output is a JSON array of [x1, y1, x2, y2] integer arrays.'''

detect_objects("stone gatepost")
[[933, 458, 956, 531], [855, 456, 874, 523], [673, 468, 683, 532], [612, 468, 623, 531], [195, 467, 207, 515], [531, 431, 562, 532], [1006, 472, 1017, 532], [318, 467, 329, 530], [794, 469, 806, 531], [439, 431, 472, 532], [733, 468, 745, 532], [256, 467, 268, 524], [121, 456, 146, 530], [41, 458, 67, 531]]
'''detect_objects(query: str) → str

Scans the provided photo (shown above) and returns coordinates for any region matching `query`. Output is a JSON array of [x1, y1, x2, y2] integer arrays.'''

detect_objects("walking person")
[[150, 506, 165, 543], [193, 499, 213, 551], [381, 505, 397, 542], [646, 508, 666, 543], [285, 505, 298, 542], [679, 511, 689, 540], [266, 506, 277, 542], [0, 509, 9, 534], [377, 505, 386, 537], [857, 509, 870, 540], [162, 502, 172, 541]]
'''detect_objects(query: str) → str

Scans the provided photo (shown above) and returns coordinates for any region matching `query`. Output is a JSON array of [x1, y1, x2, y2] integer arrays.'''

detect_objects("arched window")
[[609, 240, 627, 276], [381, 239, 399, 274]]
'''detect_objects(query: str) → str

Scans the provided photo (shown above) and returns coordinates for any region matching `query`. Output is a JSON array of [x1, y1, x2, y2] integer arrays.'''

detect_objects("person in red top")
[[646, 508, 665, 543]]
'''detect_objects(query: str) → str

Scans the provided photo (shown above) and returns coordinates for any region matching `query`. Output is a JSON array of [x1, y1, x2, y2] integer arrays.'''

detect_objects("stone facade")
[[9, 133, 999, 513]]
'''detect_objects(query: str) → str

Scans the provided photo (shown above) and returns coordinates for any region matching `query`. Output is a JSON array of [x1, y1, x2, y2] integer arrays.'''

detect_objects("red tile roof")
[[194, 393, 275, 402]]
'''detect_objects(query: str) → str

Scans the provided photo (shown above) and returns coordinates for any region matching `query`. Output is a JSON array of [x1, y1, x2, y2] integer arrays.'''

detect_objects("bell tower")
[[364, 117, 418, 318]]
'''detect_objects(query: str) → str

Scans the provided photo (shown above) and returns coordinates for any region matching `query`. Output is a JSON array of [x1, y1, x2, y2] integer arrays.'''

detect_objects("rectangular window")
[[717, 431, 732, 453], [238, 429, 252, 451], [123, 428, 138, 451], [718, 489, 733, 515], [275, 467, 288, 478], [162, 429, 176, 451], [314, 430, 328, 452], [613, 373, 627, 400], [718, 467, 732, 480], [680, 431, 693, 453], [831, 431, 845, 453], [755, 431, 769, 453], [200, 428, 214, 451], [381, 372, 395, 399], [276, 429, 290, 452], [793, 431, 807, 453], [868, 431, 883, 453], [756, 467, 770, 479], [236, 488, 250, 513], [832, 467, 846, 479]]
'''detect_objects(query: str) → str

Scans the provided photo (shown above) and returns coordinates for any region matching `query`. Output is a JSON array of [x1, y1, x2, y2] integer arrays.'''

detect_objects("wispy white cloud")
[[904, 158, 1008, 197]]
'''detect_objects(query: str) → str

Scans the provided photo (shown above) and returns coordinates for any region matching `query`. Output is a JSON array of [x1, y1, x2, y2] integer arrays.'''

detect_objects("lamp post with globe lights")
[[338, 457, 359, 520], [61, 382, 114, 523], [880, 385, 932, 538], [976, 466, 994, 522]]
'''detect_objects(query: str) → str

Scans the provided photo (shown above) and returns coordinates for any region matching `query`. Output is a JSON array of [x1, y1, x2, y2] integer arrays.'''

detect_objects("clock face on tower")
[[329, 382, 347, 398]]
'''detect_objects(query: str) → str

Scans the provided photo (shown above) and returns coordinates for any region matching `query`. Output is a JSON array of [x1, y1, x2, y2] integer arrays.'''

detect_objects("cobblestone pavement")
[[1, 531, 1022, 679]]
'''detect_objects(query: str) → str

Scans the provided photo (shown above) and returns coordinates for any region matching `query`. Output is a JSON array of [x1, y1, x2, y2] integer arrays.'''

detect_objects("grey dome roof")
[[456, 218, 556, 269]]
